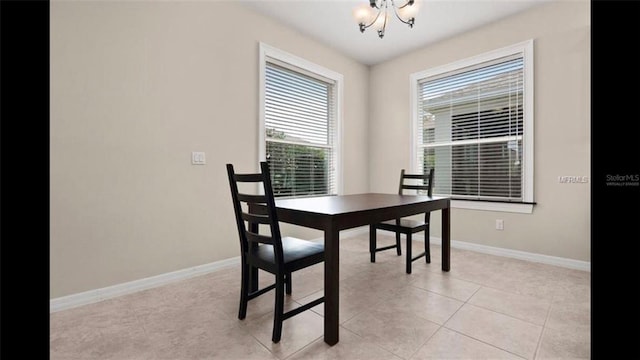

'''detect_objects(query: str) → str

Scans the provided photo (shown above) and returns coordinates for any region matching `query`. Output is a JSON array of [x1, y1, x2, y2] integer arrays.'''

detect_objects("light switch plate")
[[192, 151, 206, 165]]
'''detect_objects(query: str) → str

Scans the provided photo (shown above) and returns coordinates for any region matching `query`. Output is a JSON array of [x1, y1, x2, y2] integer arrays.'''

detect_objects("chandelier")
[[353, 0, 420, 39]]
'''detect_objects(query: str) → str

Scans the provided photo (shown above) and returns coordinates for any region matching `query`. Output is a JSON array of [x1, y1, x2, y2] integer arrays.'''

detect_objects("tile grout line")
[[241, 297, 312, 360], [281, 333, 324, 360], [438, 284, 481, 328], [414, 262, 559, 328], [339, 284, 444, 360], [407, 283, 476, 303], [456, 302, 545, 336], [248, 322, 278, 358], [442, 286, 535, 360], [442, 327, 529, 360], [533, 294, 554, 359], [406, 324, 443, 360], [465, 302, 549, 329], [471, 281, 555, 303]]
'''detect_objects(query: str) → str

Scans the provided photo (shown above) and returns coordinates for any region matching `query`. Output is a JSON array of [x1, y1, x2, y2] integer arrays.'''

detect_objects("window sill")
[[452, 200, 534, 214]]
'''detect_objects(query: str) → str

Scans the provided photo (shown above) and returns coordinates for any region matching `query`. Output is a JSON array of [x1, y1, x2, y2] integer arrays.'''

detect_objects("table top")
[[275, 193, 449, 216]]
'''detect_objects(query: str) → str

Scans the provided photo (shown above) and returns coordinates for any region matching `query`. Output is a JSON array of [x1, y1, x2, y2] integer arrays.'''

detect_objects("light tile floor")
[[50, 234, 590, 359]]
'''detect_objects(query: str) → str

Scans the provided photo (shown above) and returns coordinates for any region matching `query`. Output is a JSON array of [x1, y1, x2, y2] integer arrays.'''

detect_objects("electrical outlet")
[[496, 219, 504, 231], [191, 151, 206, 165]]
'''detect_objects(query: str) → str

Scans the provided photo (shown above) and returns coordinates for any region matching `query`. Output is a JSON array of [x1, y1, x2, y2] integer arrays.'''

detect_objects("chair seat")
[[376, 219, 429, 233], [250, 237, 324, 273]]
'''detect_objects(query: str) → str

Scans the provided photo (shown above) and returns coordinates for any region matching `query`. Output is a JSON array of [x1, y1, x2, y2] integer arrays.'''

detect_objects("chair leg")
[[424, 225, 431, 264], [272, 273, 285, 343], [406, 233, 412, 274], [369, 225, 376, 263], [395, 231, 402, 256], [238, 262, 249, 320], [285, 272, 292, 295]]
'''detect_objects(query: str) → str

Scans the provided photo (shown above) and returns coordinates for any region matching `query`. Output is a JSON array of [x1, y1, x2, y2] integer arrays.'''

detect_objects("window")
[[411, 40, 534, 213], [259, 43, 343, 198]]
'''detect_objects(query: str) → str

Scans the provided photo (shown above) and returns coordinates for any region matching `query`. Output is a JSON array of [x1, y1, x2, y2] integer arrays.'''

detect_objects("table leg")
[[324, 224, 339, 345], [442, 206, 450, 271]]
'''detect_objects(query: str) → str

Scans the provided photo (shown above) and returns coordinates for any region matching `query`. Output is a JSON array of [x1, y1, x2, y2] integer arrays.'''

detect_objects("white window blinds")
[[417, 54, 525, 202], [265, 60, 337, 197]]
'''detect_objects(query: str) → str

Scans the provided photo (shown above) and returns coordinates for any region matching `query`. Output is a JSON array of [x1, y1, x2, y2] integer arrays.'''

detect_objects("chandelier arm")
[[391, 5, 414, 25], [360, 8, 384, 29], [378, 6, 389, 39], [378, 0, 388, 38], [394, 0, 414, 10]]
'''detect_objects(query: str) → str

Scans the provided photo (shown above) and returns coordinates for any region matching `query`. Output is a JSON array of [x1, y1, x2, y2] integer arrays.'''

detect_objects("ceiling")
[[239, 0, 549, 66]]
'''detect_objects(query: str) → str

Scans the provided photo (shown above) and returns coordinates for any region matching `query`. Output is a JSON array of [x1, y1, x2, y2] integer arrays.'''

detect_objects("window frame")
[[259, 42, 344, 197], [410, 40, 534, 213]]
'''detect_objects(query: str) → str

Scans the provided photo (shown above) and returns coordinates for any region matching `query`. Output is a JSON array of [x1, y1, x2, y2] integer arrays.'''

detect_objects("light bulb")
[[372, 12, 387, 31], [397, 1, 419, 21], [352, 4, 373, 25]]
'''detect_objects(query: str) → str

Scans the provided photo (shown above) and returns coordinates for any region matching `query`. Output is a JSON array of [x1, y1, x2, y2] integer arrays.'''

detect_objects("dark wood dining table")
[[250, 193, 451, 345]]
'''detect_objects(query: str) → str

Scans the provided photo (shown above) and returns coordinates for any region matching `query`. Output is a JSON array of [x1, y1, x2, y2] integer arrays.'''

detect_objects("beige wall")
[[369, 1, 590, 261], [50, 1, 369, 298], [51, 0, 590, 299]]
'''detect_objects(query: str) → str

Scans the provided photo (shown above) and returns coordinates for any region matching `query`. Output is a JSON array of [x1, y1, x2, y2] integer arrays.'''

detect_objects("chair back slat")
[[246, 231, 275, 245], [401, 184, 431, 191], [237, 193, 267, 204], [251, 205, 269, 216], [241, 212, 271, 225], [402, 173, 432, 180], [398, 168, 434, 197], [227, 162, 285, 268], [234, 173, 264, 182]]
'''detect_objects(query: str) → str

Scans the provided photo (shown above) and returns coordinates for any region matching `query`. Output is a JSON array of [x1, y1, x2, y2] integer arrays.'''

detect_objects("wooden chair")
[[369, 168, 434, 274], [226, 161, 325, 343]]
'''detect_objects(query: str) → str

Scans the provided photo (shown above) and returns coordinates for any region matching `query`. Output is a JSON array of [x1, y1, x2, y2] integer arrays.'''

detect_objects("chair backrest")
[[227, 162, 284, 267], [398, 168, 434, 197]]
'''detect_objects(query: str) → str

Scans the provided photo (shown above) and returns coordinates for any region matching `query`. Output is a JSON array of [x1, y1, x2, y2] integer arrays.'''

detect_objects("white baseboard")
[[341, 226, 371, 237], [50, 256, 240, 313], [51, 227, 589, 313], [50, 228, 369, 313], [335, 227, 590, 272], [303, 226, 370, 242], [428, 236, 590, 272]]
